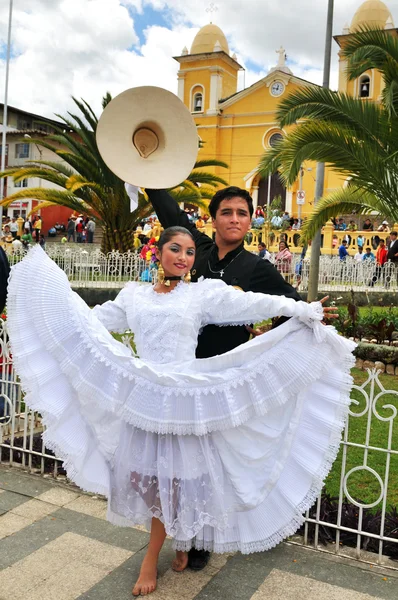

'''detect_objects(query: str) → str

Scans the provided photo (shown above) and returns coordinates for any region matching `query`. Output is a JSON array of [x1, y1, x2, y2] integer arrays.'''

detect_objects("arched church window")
[[359, 75, 370, 98], [193, 92, 203, 112], [268, 132, 283, 147]]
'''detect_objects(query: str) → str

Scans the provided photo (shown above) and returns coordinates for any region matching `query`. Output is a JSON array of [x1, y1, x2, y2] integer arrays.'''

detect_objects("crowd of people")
[[0, 213, 96, 252], [1, 214, 45, 252], [65, 214, 96, 243]]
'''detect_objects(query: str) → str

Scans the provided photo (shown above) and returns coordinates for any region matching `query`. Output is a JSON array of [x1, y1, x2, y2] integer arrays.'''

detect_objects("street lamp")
[[307, 0, 334, 302], [0, 0, 14, 223]]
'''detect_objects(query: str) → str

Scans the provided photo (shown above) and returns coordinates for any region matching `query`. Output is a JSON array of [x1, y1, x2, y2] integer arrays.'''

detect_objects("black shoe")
[[188, 548, 211, 571]]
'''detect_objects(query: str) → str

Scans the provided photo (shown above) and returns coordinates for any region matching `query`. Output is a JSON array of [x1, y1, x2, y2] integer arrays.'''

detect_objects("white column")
[[177, 73, 185, 102], [285, 189, 293, 215], [208, 68, 221, 114], [252, 186, 259, 212]]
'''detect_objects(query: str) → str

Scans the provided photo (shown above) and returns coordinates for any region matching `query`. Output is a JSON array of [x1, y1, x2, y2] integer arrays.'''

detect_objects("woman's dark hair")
[[279, 240, 289, 250], [208, 186, 253, 219], [158, 226, 195, 252]]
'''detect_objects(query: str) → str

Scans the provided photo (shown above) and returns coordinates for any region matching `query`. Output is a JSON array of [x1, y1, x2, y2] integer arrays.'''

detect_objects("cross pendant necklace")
[[207, 249, 244, 278]]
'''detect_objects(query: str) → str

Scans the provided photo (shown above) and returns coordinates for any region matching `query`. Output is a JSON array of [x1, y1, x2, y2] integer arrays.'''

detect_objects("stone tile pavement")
[[0, 466, 397, 600]]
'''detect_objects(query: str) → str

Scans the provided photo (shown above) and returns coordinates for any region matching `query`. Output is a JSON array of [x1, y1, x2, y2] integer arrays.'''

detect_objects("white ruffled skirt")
[[6, 249, 356, 554]]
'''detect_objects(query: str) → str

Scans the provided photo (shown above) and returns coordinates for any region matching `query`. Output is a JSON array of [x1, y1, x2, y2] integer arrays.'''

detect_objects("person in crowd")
[[387, 231, 398, 263], [370, 239, 388, 286], [362, 218, 373, 231], [338, 239, 349, 261], [363, 247, 375, 262], [33, 215, 42, 244], [347, 220, 357, 232], [195, 216, 205, 229], [275, 240, 293, 282], [254, 206, 264, 218], [75, 219, 84, 243], [39, 235, 46, 250], [357, 234, 364, 249], [1, 225, 12, 241], [271, 212, 282, 228], [376, 239, 388, 265], [9, 217, 19, 239], [252, 213, 265, 228], [335, 218, 347, 231], [282, 211, 290, 222], [354, 247, 363, 262], [377, 220, 390, 233], [258, 242, 271, 260], [24, 218, 32, 233], [143, 220, 153, 234], [86, 218, 96, 244], [291, 218, 300, 230], [67, 218, 76, 243], [11, 237, 23, 253], [21, 230, 33, 249]]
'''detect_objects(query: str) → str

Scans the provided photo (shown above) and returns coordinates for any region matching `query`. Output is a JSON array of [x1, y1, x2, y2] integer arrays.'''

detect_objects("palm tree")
[[0, 95, 228, 253], [258, 27, 398, 242]]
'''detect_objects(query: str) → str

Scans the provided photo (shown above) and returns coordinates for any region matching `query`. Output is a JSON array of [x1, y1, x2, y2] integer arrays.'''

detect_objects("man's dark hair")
[[208, 186, 253, 219], [258, 242, 266, 248], [158, 226, 195, 252], [391, 231, 397, 236], [366, 247, 371, 251], [342, 240, 347, 244]]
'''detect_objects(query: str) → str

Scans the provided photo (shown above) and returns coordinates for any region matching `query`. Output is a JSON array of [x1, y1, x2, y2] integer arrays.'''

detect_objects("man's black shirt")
[[147, 189, 302, 358]]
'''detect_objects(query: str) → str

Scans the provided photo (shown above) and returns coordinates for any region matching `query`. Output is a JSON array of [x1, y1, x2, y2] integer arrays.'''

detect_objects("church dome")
[[350, 0, 394, 31], [190, 24, 229, 55]]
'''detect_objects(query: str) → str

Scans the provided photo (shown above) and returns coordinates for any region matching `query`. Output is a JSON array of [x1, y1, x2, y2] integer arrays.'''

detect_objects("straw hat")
[[96, 86, 199, 189]]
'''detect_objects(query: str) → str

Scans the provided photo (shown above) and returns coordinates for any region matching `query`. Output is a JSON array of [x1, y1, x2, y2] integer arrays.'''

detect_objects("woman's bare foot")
[[132, 552, 158, 596], [172, 550, 189, 572]]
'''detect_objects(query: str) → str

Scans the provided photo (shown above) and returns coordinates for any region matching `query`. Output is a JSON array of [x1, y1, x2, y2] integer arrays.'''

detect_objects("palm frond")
[[194, 159, 229, 169], [188, 171, 228, 187]]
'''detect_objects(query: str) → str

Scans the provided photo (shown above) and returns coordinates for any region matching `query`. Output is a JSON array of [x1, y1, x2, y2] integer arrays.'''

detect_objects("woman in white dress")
[[5, 226, 355, 596]]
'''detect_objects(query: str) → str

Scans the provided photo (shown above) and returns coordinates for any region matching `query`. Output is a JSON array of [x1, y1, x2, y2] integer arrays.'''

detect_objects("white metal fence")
[[5, 246, 398, 291], [0, 314, 397, 566], [6, 246, 158, 288]]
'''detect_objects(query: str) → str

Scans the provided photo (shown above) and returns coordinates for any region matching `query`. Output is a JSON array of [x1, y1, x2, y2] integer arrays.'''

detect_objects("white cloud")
[[1, 0, 398, 120]]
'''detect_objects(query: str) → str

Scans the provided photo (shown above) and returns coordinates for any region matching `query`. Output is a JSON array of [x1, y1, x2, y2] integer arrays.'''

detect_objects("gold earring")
[[184, 271, 191, 283], [158, 263, 165, 284]]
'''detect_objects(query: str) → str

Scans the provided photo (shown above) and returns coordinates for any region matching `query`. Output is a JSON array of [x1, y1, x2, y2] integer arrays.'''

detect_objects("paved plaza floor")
[[0, 466, 397, 600]]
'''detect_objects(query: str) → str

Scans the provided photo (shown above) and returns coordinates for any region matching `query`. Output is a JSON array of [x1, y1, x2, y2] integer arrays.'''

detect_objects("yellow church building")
[[174, 0, 395, 220]]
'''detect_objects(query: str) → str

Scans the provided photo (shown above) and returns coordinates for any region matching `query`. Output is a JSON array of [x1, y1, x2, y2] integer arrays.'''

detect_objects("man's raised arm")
[[146, 189, 212, 250], [146, 189, 196, 233]]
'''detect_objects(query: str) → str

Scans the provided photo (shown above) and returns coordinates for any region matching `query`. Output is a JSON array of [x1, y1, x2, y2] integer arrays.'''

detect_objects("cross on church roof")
[[206, 2, 218, 23]]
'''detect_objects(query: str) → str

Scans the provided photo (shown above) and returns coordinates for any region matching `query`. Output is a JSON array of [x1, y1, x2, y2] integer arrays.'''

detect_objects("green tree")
[[258, 27, 398, 242], [0, 95, 228, 253]]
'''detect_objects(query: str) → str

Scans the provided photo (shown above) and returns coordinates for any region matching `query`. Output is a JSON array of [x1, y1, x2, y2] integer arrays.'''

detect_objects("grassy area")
[[325, 368, 398, 510]]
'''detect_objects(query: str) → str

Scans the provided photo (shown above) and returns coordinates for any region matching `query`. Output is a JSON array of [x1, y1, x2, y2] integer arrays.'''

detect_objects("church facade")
[[174, 0, 395, 219]]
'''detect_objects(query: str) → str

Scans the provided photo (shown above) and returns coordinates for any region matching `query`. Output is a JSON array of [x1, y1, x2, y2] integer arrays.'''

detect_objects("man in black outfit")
[[147, 186, 302, 568], [387, 231, 398, 263]]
